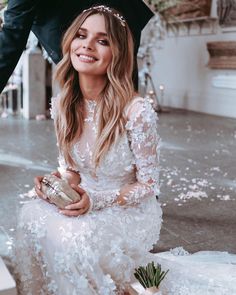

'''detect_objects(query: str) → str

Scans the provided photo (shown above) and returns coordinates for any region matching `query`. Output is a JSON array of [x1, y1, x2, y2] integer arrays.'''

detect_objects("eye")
[[98, 39, 109, 46], [77, 33, 86, 39]]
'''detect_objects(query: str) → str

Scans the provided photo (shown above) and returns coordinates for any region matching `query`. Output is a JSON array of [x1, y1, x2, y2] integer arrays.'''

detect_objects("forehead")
[[80, 13, 107, 33]]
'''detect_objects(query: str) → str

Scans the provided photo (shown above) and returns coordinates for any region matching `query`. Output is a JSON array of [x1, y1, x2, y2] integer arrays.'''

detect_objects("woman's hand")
[[61, 170, 81, 186], [59, 185, 91, 217], [34, 171, 61, 202], [34, 175, 49, 201]]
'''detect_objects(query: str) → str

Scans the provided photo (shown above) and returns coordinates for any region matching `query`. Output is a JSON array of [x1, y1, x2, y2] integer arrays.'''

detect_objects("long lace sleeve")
[[122, 98, 160, 204], [88, 98, 160, 211], [87, 189, 121, 211]]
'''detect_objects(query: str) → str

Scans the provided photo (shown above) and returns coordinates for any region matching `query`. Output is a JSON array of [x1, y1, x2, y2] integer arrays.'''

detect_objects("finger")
[[65, 192, 90, 210], [78, 193, 90, 209], [51, 171, 61, 178], [59, 208, 85, 217], [65, 201, 85, 210], [71, 184, 86, 195], [35, 186, 48, 200], [34, 176, 43, 190]]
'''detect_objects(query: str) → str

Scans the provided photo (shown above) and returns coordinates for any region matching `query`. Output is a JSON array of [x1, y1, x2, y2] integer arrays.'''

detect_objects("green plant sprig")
[[134, 261, 169, 289]]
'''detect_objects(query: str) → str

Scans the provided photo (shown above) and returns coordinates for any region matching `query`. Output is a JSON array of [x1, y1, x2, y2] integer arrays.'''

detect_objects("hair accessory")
[[83, 5, 126, 27]]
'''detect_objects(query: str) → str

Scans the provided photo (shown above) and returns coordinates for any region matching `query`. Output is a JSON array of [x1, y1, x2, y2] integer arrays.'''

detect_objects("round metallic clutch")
[[41, 174, 81, 209]]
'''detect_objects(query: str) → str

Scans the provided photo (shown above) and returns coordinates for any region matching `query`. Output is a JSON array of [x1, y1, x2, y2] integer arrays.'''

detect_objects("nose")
[[82, 38, 93, 51], [83, 44, 92, 50]]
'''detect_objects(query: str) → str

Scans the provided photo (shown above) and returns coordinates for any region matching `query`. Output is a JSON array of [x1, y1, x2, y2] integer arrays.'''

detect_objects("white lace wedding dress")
[[13, 96, 236, 295], [155, 248, 236, 295], [14, 97, 162, 295]]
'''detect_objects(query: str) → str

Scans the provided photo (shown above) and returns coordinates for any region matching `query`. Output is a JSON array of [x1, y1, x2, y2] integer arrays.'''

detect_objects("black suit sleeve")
[[0, 0, 39, 93]]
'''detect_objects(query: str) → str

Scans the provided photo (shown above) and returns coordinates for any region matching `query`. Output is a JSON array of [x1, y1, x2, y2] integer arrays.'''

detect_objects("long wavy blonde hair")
[[54, 6, 135, 167]]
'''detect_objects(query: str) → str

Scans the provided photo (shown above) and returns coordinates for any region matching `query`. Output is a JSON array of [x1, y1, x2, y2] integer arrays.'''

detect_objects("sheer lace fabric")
[[14, 96, 162, 295], [155, 249, 236, 294], [55, 96, 161, 211]]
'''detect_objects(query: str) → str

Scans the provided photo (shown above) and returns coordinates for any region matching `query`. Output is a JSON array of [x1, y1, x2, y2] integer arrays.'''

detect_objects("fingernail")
[[37, 185, 41, 189], [59, 210, 63, 214], [65, 206, 70, 209]]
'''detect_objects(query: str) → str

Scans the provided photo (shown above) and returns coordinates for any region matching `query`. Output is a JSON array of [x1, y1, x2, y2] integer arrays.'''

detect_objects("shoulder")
[[125, 95, 158, 124], [50, 94, 61, 119], [125, 96, 144, 117]]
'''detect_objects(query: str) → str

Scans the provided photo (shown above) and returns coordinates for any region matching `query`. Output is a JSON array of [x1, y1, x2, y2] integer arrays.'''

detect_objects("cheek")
[[103, 49, 113, 65], [70, 41, 79, 63], [70, 39, 80, 52], [70, 50, 75, 66], [70, 44, 75, 59]]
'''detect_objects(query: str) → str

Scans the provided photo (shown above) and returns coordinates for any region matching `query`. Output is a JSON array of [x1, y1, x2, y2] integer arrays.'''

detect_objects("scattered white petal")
[[167, 179, 174, 186], [210, 167, 220, 172], [197, 180, 208, 187], [216, 195, 231, 201], [178, 191, 208, 201], [189, 184, 199, 191]]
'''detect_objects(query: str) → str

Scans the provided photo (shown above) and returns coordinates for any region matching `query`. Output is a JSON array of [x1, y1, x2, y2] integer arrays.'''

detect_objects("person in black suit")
[[0, 0, 153, 92]]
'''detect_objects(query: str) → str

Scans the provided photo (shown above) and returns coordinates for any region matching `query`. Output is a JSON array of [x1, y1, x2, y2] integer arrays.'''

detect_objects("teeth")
[[79, 55, 96, 61]]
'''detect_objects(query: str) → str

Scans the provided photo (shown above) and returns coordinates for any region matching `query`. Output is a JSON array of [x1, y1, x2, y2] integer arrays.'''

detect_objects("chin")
[[77, 68, 108, 77]]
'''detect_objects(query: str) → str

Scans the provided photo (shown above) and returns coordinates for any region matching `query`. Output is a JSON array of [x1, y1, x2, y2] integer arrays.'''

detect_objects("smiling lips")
[[77, 54, 98, 63]]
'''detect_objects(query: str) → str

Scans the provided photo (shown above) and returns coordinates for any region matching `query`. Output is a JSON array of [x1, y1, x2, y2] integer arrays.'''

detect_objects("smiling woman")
[[13, 5, 162, 295]]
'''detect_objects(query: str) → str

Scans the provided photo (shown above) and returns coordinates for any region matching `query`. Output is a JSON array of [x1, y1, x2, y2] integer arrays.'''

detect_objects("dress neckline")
[[85, 99, 97, 104], [85, 99, 97, 111], [84, 99, 97, 123]]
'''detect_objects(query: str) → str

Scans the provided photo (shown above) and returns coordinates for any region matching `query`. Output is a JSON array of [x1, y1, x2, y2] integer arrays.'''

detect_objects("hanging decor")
[[217, 0, 236, 27]]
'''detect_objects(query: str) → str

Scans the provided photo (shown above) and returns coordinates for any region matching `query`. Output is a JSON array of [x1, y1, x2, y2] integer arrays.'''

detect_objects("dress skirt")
[[14, 197, 162, 295]]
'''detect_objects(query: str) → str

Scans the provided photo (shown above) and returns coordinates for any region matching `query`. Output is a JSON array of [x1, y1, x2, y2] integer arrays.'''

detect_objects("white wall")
[[145, 10, 236, 118]]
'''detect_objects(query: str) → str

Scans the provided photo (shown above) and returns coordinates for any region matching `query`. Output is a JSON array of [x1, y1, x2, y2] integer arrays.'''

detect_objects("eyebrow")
[[78, 27, 108, 37]]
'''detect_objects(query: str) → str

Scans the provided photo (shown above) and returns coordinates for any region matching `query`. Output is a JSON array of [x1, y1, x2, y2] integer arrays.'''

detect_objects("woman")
[[14, 5, 162, 295]]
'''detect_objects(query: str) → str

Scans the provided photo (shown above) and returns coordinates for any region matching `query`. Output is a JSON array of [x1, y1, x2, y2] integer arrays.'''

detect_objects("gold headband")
[[83, 5, 126, 27]]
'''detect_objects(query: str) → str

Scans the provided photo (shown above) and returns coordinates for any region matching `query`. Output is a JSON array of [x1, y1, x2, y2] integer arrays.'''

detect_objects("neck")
[[79, 74, 107, 101]]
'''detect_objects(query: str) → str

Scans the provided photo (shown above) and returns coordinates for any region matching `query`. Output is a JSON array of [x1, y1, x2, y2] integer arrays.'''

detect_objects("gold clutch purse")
[[41, 174, 81, 209]]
